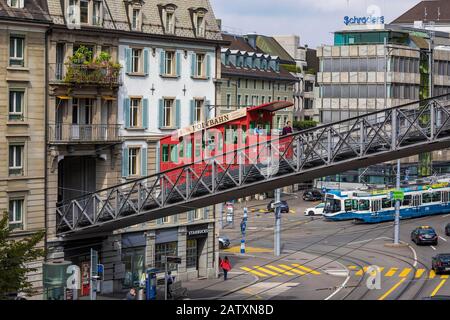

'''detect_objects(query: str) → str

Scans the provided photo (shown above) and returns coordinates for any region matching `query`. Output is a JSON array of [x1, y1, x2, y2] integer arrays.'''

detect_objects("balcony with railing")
[[48, 124, 121, 144]]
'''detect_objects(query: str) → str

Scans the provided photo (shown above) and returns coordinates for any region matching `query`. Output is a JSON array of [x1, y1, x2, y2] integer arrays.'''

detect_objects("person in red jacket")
[[220, 256, 232, 281]]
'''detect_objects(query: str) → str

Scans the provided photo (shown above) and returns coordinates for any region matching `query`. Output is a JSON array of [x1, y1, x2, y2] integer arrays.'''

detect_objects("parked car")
[[446, 223, 450, 236], [302, 189, 323, 201], [432, 253, 450, 274], [411, 226, 438, 246], [219, 236, 230, 249], [304, 203, 325, 216], [267, 200, 289, 213]]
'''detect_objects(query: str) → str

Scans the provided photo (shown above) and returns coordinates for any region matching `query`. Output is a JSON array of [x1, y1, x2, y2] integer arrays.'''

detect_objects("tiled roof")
[[222, 33, 263, 52], [0, 0, 51, 23], [47, 0, 222, 41], [392, 0, 450, 24], [255, 35, 295, 63]]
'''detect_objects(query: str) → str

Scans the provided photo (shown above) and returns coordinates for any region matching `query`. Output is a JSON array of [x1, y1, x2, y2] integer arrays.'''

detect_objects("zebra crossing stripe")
[[398, 268, 412, 278], [385, 267, 398, 277], [254, 266, 278, 276], [429, 270, 436, 279], [278, 264, 306, 275], [291, 263, 321, 275], [241, 267, 267, 277], [415, 269, 425, 278], [355, 266, 368, 276], [266, 265, 295, 276]]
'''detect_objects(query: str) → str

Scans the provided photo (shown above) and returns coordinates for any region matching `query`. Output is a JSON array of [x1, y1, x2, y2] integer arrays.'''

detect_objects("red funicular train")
[[159, 101, 294, 193]]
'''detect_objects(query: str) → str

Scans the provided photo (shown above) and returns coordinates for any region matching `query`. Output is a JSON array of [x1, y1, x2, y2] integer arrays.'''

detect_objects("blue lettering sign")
[[344, 15, 385, 26]]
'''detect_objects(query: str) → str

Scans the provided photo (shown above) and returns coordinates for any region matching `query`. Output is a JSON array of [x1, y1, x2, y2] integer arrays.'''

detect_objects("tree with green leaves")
[[0, 214, 45, 299]]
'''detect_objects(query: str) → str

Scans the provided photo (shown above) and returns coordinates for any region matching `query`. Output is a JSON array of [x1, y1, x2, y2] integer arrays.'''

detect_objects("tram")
[[323, 182, 450, 223], [158, 101, 295, 185]]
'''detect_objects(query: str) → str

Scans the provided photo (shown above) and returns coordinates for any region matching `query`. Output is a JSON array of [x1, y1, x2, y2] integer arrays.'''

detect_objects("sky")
[[210, 0, 423, 48]]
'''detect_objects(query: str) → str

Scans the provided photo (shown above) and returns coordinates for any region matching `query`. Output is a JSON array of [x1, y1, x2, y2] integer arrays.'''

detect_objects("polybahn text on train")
[[159, 101, 295, 182], [323, 182, 450, 223]]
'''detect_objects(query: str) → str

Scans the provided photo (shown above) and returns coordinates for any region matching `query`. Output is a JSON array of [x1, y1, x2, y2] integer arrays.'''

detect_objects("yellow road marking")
[[224, 246, 272, 253], [278, 264, 306, 275], [441, 275, 449, 279], [415, 269, 426, 278], [398, 268, 412, 278], [378, 278, 406, 300], [385, 267, 398, 277], [291, 263, 321, 275], [431, 279, 447, 297], [348, 265, 358, 270], [241, 267, 267, 278], [368, 267, 384, 276], [289, 210, 296, 214], [429, 270, 436, 279], [355, 266, 368, 276], [254, 266, 278, 276], [266, 265, 295, 276]]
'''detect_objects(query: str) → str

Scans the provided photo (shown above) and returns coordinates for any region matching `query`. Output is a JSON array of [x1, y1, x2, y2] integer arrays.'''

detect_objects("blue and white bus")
[[323, 183, 450, 223]]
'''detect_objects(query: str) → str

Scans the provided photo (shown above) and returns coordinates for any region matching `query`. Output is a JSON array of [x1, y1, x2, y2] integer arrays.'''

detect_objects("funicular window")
[[186, 141, 192, 158], [403, 195, 412, 206], [344, 199, 352, 211], [170, 145, 178, 163], [422, 193, 432, 204], [241, 125, 247, 144], [432, 191, 441, 202], [162, 145, 169, 162], [195, 138, 202, 157], [382, 198, 392, 209], [179, 142, 184, 158], [358, 199, 370, 211]]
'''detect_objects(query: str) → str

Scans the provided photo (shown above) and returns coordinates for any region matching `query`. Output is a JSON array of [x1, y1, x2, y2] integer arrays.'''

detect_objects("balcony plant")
[[293, 120, 318, 131], [64, 46, 122, 87]]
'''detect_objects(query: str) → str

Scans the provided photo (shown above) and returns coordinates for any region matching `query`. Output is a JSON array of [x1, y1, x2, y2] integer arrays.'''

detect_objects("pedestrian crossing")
[[348, 265, 449, 279], [241, 263, 321, 278]]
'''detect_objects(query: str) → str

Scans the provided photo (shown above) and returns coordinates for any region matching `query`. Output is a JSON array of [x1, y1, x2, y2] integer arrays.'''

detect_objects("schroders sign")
[[344, 15, 385, 26]]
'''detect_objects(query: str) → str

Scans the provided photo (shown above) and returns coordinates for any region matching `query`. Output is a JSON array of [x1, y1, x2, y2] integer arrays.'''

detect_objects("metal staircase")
[[57, 94, 450, 238]]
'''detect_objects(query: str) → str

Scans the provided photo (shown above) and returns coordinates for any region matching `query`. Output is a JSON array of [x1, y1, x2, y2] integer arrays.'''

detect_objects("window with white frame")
[[80, 0, 89, 23], [131, 48, 142, 73], [261, 96, 266, 104], [244, 95, 249, 106], [9, 90, 24, 120], [195, 53, 205, 77], [92, 0, 103, 25], [7, 0, 23, 8], [226, 94, 231, 109], [165, 51, 175, 76], [163, 99, 174, 127], [194, 209, 202, 220], [9, 35, 24, 67], [165, 10, 175, 34], [128, 147, 140, 176], [196, 13, 205, 37], [9, 144, 24, 176], [9, 199, 24, 230], [195, 99, 204, 122], [237, 95, 241, 107], [162, 216, 170, 224], [132, 8, 141, 30], [130, 98, 141, 127]]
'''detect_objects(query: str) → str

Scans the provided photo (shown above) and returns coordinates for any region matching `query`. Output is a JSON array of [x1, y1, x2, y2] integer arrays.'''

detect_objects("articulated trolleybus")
[[323, 182, 450, 223]]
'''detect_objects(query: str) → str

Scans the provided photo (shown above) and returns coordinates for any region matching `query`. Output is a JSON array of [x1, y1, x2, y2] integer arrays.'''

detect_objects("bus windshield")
[[324, 198, 341, 214]]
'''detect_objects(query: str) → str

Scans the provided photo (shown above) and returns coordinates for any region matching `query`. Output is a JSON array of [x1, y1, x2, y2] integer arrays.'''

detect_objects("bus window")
[[324, 198, 341, 213], [372, 200, 381, 212], [403, 195, 412, 206], [443, 191, 449, 203], [344, 199, 352, 211], [382, 198, 392, 209], [352, 199, 358, 210], [170, 145, 178, 163], [358, 199, 370, 211], [162, 145, 169, 162], [432, 191, 441, 202], [422, 193, 432, 204]]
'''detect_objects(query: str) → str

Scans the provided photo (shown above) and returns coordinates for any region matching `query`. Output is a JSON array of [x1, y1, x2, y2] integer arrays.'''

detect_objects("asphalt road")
[[217, 191, 450, 300]]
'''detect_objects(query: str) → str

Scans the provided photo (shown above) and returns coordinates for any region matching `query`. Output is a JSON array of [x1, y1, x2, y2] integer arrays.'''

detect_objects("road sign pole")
[[274, 188, 281, 256], [241, 207, 248, 254], [164, 256, 168, 301], [394, 159, 401, 245]]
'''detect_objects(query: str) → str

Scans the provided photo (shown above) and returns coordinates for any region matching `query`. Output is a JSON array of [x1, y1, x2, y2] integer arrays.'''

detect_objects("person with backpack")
[[220, 256, 232, 281]]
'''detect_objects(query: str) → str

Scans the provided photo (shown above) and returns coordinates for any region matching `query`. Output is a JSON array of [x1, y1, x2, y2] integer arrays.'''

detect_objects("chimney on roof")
[[247, 33, 258, 49]]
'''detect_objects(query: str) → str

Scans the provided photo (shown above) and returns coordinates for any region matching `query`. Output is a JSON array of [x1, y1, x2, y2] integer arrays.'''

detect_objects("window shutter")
[[190, 100, 195, 124], [188, 210, 194, 222], [143, 49, 149, 75], [123, 98, 130, 128], [190, 53, 196, 77], [206, 54, 211, 79], [126, 48, 132, 73], [122, 148, 129, 177], [142, 98, 148, 129], [176, 52, 181, 77], [158, 99, 164, 128], [175, 99, 181, 128], [141, 147, 147, 176], [159, 50, 165, 75]]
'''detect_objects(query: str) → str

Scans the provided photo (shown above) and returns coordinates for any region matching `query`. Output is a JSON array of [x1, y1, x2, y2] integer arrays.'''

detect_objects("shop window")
[[186, 239, 197, 269], [155, 242, 178, 271], [122, 247, 145, 288]]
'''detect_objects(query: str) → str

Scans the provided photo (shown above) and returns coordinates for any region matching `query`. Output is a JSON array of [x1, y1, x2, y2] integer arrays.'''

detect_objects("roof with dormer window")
[[0, 0, 51, 23]]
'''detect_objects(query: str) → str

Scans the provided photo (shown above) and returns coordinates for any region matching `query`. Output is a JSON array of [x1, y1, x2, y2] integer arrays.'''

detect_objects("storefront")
[[155, 228, 178, 272], [186, 224, 210, 278], [121, 232, 146, 288]]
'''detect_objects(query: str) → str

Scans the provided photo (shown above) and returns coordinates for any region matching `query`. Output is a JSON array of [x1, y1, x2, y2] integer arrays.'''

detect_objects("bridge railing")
[[56, 94, 450, 235]]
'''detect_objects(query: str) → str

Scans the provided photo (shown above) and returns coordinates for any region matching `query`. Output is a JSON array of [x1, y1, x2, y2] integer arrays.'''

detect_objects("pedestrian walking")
[[220, 256, 232, 281], [166, 271, 175, 299]]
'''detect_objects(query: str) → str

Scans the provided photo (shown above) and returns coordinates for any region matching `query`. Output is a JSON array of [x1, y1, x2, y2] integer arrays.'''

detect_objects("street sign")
[[391, 190, 404, 201]]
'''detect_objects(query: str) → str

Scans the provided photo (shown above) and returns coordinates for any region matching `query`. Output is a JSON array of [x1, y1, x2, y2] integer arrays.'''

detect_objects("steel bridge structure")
[[57, 94, 450, 239]]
